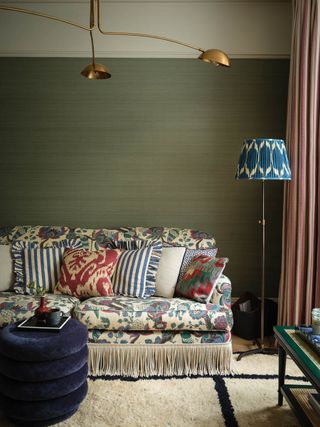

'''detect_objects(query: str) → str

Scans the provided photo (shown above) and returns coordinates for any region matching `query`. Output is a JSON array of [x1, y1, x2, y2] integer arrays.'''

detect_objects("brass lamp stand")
[[237, 180, 277, 360]]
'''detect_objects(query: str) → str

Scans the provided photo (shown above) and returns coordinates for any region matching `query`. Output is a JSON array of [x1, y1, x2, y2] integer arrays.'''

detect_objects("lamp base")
[[237, 345, 277, 361]]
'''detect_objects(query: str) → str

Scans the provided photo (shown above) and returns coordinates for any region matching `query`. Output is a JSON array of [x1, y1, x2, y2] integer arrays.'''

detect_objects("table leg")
[[278, 344, 286, 406]]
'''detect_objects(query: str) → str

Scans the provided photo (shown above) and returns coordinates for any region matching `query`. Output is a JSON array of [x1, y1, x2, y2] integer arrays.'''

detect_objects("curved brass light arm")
[[99, 30, 205, 53], [0, 4, 94, 32], [0, 0, 230, 77], [96, 0, 204, 53]]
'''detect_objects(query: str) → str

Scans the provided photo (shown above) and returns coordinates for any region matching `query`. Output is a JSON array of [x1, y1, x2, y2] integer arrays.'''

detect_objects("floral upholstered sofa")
[[0, 225, 233, 377]]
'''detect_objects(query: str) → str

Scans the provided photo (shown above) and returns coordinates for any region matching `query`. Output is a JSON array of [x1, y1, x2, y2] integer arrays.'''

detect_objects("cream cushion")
[[0, 245, 14, 291], [155, 247, 186, 298]]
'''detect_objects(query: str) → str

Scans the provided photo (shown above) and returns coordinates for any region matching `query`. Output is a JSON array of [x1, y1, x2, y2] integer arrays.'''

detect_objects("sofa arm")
[[211, 275, 232, 310]]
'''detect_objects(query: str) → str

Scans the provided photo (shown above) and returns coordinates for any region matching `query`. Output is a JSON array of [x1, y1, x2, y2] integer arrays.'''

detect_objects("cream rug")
[[0, 354, 307, 427]]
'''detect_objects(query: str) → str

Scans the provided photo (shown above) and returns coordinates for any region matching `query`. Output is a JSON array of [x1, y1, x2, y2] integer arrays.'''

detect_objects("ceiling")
[[0, 1, 292, 57]]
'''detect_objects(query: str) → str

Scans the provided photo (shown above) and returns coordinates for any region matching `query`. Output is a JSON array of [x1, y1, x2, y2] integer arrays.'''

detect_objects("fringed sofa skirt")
[[88, 330, 233, 377]]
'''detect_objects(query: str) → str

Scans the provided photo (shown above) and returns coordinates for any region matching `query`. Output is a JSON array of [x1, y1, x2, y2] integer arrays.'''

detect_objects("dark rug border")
[[88, 373, 306, 382]]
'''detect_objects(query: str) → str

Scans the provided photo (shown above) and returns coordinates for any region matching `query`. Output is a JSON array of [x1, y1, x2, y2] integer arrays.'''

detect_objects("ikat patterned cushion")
[[12, 239, 83, 295], [112, 240, 162, 298], [175, 255, 228, 303], [55, 248, 121, 299], [177, 248, 218, 283]]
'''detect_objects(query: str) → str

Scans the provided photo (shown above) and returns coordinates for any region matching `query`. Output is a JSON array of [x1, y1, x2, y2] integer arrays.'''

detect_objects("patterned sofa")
[[0, 225, 233, 377]]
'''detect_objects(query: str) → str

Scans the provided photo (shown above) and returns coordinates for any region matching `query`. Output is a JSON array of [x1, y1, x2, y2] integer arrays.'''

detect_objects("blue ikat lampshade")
[[235, 138, 291, 180]]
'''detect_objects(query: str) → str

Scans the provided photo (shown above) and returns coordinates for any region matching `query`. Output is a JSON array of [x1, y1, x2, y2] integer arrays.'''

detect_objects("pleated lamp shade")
[[235, 138, 292, 180]]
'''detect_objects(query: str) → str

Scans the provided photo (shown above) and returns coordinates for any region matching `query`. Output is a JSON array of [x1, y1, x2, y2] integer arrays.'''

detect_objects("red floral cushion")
[[175, 255, 228, 303], [55, 248, 121, 299]]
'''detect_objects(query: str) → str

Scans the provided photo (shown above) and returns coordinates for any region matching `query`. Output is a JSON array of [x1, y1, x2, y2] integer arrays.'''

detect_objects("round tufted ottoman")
[[0, 319, 88, 426]]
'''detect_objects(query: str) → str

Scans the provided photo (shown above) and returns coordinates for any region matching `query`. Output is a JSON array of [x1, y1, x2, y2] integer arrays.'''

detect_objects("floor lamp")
[[235, 138, 291, 360]]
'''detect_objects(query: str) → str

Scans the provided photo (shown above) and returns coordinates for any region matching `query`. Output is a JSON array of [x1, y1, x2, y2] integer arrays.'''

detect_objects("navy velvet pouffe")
[[0, 319, 88, 426]]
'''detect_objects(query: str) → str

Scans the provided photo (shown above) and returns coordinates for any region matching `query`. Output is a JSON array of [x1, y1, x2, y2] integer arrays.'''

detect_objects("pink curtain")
[[278, 0, 320, 325]]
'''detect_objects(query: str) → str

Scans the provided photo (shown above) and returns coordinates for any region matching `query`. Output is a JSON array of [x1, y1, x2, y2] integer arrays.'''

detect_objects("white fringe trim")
[[88, 343, 234, 377]]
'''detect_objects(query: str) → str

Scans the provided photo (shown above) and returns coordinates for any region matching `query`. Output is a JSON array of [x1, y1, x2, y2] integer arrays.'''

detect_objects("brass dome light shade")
[[81, 31, 111, 80], [198, 49, 230, 67], [0, 0, 231, 79], [81, 63, 111, 80]]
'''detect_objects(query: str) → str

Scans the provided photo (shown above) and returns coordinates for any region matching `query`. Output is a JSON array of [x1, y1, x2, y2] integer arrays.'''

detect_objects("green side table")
[[274, 326, 320, 427]]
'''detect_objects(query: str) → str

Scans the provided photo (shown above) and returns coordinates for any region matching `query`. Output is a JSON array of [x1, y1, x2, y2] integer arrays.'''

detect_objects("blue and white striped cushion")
[[12, 239, 82, 294], [112, 240, 162, 298]]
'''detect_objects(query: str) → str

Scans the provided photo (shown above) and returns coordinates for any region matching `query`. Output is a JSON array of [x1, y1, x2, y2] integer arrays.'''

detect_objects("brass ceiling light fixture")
[[81, 31, 111, 79], [0, 0, 230, 79]]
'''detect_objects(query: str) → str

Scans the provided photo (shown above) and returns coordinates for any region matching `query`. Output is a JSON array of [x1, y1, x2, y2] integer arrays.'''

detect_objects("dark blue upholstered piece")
[[0, 381, 88, 422], [11, 407, 79, 427], [0, 345, 88, 382], [0, 319, 88, 361], [0, 363, 88, 401]]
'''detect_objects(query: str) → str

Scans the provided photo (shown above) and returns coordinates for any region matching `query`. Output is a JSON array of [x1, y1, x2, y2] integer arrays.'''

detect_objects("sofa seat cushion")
[[74, 295, 233, 332], [88, 329, 232, 345], [0, 292, 80, 327]]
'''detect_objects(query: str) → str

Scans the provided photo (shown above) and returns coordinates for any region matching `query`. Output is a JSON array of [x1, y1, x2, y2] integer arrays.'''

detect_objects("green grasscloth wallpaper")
[[0, 58, 289, 296]]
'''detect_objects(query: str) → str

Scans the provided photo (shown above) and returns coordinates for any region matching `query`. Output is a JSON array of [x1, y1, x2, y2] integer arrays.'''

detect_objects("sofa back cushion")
[[4, 225, 217, 296], [0, 245, 14, 291], [0, 227, 19, 245], [5, 225, 216, 250], [8, 226, 85, 247]]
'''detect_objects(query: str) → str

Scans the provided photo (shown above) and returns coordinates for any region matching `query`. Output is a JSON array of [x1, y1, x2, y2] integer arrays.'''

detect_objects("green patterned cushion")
[[175, 256, 228, 303]]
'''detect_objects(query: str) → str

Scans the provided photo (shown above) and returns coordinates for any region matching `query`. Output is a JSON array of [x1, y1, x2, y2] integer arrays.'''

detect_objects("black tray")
[[18, 315, 71, 331], [295, 326, 320, 357]]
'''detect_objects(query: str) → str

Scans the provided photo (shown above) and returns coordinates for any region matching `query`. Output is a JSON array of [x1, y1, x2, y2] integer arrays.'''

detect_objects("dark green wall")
[[0, 58, 289, 296]]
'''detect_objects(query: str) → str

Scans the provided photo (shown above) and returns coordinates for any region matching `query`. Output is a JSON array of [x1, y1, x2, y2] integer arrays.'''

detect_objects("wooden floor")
[[232, 334, 276, 353]]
